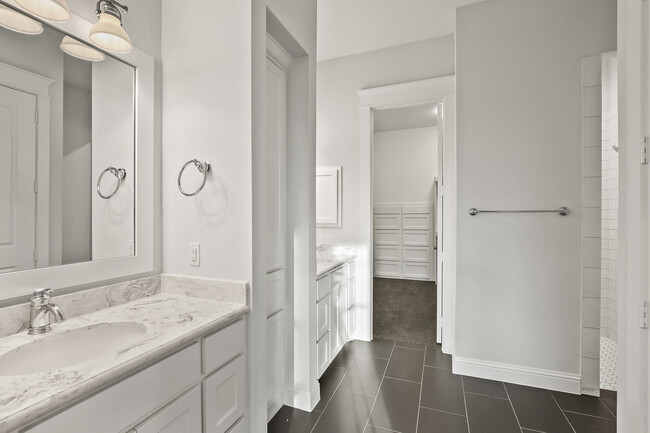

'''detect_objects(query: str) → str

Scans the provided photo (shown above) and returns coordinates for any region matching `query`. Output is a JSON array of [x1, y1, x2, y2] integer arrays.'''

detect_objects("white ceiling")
[[317, 0, 486, 61], [374, 103, 438, 133]]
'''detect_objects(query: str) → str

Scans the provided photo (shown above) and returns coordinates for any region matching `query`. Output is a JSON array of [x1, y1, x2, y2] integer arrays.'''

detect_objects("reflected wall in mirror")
[[0, 7, 135, 274]]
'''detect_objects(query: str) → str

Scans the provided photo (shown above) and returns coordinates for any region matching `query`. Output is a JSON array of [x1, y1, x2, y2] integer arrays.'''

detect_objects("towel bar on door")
[[468, 207, 570, 216]]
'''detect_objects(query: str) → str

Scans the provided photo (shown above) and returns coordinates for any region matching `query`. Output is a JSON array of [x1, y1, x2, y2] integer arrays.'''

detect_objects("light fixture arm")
[[95, 0, 128, 21]]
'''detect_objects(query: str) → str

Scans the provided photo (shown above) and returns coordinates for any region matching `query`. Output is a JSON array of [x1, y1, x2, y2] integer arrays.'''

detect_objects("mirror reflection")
[[0, 8, 135, 273]]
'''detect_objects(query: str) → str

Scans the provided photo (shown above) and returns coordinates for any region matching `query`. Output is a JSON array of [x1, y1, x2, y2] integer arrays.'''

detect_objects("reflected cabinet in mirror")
[[0, 11, 135, 273]]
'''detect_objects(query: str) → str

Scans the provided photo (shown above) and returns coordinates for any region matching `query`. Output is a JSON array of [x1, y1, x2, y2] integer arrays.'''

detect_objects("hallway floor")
[[373, 278, 437, 345], [268, 339, 617, 433]]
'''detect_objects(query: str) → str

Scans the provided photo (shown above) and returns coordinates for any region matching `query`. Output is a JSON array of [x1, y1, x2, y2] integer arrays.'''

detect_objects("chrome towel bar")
[[96, 166, 126, 199], [468, 207, 570, 216]]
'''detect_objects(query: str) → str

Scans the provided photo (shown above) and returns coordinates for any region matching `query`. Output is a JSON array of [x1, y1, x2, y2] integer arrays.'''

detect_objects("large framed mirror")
[[0, 0, 154, 301]]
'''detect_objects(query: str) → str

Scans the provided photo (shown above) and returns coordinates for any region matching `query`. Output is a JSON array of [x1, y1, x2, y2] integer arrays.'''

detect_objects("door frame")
[[358, 76, 456, 354], [0, 61, 52, 269]]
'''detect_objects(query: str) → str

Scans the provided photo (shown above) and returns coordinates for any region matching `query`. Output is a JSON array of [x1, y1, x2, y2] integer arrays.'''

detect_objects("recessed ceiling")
[[317, 0, 487, 61], [374, 103, 438, 133]]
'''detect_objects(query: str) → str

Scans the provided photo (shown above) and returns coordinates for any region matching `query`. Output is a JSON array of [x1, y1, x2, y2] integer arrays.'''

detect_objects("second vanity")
[[0, 276, 249, 433], [315, 244, 358, 377]]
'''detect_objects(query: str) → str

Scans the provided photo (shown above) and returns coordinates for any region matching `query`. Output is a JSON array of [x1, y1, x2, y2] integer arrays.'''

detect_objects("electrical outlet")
[[189, 243, 200, 267]]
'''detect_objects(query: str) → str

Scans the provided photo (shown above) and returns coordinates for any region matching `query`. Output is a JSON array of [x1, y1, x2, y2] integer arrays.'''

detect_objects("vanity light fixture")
[[14, 0, 70, 22], [60, 35, 105, 61], [0, 3, 43, 34], [89, 0, 131, 53]]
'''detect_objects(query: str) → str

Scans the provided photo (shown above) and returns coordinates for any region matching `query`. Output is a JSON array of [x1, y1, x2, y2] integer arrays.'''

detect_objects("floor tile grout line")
[[502, 382, 525, 433], [463, 390, 510, 401], [414, 345, 426, 433], [383, 375, 422, 385], [519, 428, 546, 433], [393, 345, 425, 352], [549, 391, 578, 433], [417, 406, 468, 418], [308, 344, 361, 433], [598, 397, 617, 420], [363, 340, 396, 433], [562, 409, 617, 421], [422, 364, 452, 372], [366, 423, 402, 432], [460, 376, 472, 433]]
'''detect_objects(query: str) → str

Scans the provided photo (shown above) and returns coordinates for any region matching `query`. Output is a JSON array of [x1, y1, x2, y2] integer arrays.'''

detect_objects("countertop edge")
[[4, 305, 249, 433], [316, 256, 357, 279]]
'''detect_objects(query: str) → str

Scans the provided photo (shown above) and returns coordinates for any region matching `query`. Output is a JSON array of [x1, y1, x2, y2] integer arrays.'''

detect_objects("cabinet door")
[[338, 282, 348, 346], [317, 332, 330, 377], [134, 386, 201, 433], [203, 356, 246, 433], [329, 286, 340, 358], [317, 295, 330, 339]]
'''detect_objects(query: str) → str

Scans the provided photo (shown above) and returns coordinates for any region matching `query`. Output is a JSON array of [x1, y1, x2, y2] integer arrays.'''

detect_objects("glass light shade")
[[0, 4, 43, 34], [60, 36, 105, 61], [14, 0, 70, 22], [89, 13, 131, 53]]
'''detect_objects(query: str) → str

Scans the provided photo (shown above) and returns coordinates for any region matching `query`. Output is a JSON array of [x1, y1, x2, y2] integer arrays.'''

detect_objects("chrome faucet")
[[28, 289, 65, 335]]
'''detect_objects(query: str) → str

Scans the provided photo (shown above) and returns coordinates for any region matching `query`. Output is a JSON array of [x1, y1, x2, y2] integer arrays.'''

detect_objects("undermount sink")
[[0, 322, 148, 376]]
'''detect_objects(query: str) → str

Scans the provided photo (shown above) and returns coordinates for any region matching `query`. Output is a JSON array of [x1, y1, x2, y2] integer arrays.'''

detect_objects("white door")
[[265, 36, 290, 422], [435, 102, 444, 344], [0, 85, 37, 272]]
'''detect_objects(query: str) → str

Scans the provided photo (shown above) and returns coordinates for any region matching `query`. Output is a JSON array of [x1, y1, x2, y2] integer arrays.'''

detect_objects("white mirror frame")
[[0, 0, 154, 301]]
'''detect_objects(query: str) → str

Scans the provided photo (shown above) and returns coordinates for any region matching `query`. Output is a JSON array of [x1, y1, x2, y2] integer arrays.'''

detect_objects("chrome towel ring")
[[96, 167, 127, 199], [178, 159, 211, 196]]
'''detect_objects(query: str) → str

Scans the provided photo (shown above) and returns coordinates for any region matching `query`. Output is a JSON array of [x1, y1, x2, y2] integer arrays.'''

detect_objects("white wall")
[[374, 127, 438, 204], [317, 36, 455, 244], [162, 1, 317, 430], [601, 55, 619, 343], [455, 0, 616, 390]]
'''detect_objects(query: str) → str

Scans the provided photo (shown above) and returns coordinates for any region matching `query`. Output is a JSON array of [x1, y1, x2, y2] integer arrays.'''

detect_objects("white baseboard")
[[285, 384, 321, 412], [453, 356, 581, 394], [581, 386, 600, 397], [267, 398, 284, 422]]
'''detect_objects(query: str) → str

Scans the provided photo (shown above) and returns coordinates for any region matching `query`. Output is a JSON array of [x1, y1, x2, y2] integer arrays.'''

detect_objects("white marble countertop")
[[317, 244, 358, 278], [0, 293, 248, 432]]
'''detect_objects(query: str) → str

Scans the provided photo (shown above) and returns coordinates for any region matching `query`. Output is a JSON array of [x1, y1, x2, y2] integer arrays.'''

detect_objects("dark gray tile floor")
[[269, 339, 618, 433], [373, 278, 437, 345]]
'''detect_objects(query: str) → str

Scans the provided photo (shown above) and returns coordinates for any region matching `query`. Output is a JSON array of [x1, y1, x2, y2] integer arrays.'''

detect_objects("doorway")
[[371, 103, 440, 345], [358, 76, 457, 354]]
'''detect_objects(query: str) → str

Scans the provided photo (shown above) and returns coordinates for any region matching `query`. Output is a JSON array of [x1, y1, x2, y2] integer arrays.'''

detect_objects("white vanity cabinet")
[[23, 318, 247, 433], [315, 259, 357, 377]]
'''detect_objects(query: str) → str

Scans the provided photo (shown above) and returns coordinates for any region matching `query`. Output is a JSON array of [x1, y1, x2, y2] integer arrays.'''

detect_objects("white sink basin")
[[0, 322, 147, 376]]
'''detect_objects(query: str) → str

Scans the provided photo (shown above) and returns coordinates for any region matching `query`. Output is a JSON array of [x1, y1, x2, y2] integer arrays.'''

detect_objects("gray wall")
[[455, 0, 616, 378], [316, 36, 455, 244]]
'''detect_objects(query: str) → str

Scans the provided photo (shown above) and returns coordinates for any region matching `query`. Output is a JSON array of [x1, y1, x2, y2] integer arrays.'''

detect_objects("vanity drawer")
[[25, 343, 201, 433], [330, 267, 347, 289], [317, 275, 330, 301], [317, 295, 330, 339], [203, 319, 245, 374]]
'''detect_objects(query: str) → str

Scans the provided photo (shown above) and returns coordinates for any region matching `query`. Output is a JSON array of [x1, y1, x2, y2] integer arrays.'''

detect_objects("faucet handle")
[[32, 288, 53, 299]]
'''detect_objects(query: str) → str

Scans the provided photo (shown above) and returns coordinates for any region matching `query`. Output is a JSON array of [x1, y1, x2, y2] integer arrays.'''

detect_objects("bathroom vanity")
[[0, 277, 249, 433], [315, 245, 358, 376]]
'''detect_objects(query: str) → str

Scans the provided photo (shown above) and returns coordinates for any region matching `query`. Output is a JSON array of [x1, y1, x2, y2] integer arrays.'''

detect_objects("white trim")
[[358, 76, 456, 355], [0, 62, 54, 95], [453, 356, 582, 394], [0, 1, 155, 300], [284, 384, 321, 412], [266, 34, 293, 71]]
